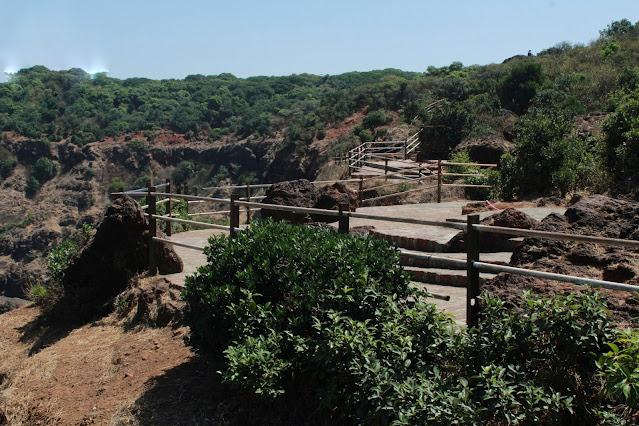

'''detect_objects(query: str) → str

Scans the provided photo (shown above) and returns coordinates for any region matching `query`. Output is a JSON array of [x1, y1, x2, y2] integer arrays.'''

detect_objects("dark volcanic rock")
[[447, 208, 537, 252], [484, 195, 639, 326], [57, 196, 182, 322], [261, 180, 319, 224], [262, 180, 358, 224], [453, 135, 514, 165], [0, 295, 29, 313]]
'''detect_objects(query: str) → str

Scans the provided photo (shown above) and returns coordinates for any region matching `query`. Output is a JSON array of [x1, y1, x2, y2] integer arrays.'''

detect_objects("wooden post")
[[230, 194, 240, 239], [437, 159, 442, 203], [166, 178, 172, 237], [358, 177, 364, 207], [338, 203, 350, 234], [184, 185, 189, 215], [147, 184, 157, 276], [466, 214, 480, 328], [403, 141, 407, 160], [246, 183, 251, 225], [384, 158, 388, 181]]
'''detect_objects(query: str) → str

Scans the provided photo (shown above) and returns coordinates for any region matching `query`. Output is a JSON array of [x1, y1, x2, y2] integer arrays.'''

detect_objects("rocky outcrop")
[[56, 196, 182, 322], [483, 195, 639, 326], [261, 180, 358, 224], [453, 135, 514, 165], [446, 208, 537, 252]]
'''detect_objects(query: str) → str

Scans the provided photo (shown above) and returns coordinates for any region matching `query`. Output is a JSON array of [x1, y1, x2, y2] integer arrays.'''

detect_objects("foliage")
[[108, 176, 128, 195], [602, 88, 639, 179], [31, 157, 57, 183], [172, 160, 196, 185], [46, 239, 78, 283], [498, 61, 546, 115], [597, 329, 639, 409], [362, 109, 391, 129], [182, 221, 628, 423], [0, 149, 17, 179], [447, 151, 492, 199], [24, 176, 41, 197], [127, 138, 150, 153], [26, 282, 50, 305], [419, 100, 475, 158], [497, 78, 603, 198], [600, 19, 636, 39]]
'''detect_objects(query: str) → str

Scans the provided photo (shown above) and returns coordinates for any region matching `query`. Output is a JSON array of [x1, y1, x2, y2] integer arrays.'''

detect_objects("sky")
[[1, 0, 637, 82]]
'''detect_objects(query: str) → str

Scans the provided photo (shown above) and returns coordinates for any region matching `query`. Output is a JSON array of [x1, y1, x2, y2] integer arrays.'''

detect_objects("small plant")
[[108, 176, 128, 195], [598, 329, 639, 409], [81, 223, 94, 241], [127, 138, 150, 153], [46, 239, 78, 283], [26, 282, 48, 304]]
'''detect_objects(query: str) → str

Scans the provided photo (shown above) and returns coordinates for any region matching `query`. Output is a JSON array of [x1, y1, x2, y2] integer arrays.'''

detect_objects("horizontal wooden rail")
[[442, 184, 492, 188], [363, 184, 438, 203], [150, 214, 231, 231], [441, 172, 487, 178], [441, 161, 497, 168], [188, 210, 231, 216], [349, 212, 466, 230], [474, 261, 639, 293], [473, 224, 639, 249], [152, 236, 206, 251], [400, 250, 467, 268], [234, 201, 341, 217]]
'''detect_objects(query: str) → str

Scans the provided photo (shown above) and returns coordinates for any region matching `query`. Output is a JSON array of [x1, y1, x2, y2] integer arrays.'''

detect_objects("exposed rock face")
[[573, 112, 606, 141], [57, 196, 182, 322], [0, 295, 29, 313], [483, 195, 639, 326], [447, 208, 537, 252], [453, 135, 514, 165], [261, 180, 358, 224], [261, 179, 319, 224], [502, 110, 518, 142]]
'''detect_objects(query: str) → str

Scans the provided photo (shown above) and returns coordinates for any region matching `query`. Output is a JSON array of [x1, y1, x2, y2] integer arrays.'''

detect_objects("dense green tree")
[[498, 62, 546, 115], [602, 88, 639, 179]]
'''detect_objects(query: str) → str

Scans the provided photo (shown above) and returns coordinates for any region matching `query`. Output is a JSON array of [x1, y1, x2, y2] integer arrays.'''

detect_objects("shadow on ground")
[[129, 356, 333, 425]]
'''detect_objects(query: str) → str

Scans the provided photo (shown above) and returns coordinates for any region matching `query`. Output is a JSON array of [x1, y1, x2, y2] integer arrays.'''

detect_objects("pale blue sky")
[[1, 0, 637, 82]]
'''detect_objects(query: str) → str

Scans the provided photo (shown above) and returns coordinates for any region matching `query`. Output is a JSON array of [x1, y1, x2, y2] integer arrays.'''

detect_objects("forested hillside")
[[2, 20, 639, 200]]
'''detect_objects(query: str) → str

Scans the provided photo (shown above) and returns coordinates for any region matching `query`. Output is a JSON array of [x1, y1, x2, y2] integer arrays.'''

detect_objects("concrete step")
[[404, 266, 497, 287], [400, 250, 512, 270]]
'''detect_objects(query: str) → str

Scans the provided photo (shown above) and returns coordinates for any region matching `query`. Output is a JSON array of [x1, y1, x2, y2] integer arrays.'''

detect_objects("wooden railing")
[[113, 187, 639, 327]]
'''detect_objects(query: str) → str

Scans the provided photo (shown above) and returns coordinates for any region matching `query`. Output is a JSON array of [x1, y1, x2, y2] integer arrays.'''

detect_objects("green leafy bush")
[[172, 160, 195, 185], [0, 155, 17, 179], [602, 88, 639, 179], [108, 176, 128, 195], [31, 157, 57, 182], [46, 239, 78, 283], [598, 329, 639, 409], [25, 176, 41, 197], [498, 62, 546, 115], [182, 221, 627, 423]]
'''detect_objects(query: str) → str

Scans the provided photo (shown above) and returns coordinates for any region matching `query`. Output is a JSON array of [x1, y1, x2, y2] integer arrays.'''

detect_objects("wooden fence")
[[114, 185, 639, 327]]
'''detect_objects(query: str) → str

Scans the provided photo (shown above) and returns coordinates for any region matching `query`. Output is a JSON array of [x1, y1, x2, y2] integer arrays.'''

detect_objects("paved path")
[[161, 202, 565, 323]]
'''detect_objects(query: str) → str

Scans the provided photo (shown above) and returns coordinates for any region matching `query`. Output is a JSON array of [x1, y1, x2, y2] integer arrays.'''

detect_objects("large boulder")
[[261, 180, 319, 224], [261, 180, 358, 224], [446, 208, 537, 252], [57, 196, 182, 322]]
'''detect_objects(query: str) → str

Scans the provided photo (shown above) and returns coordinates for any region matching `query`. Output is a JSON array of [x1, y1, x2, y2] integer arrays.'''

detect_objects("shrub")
[[46, 239, 78, 283], [31, 157, 57, 182], [182, 221, 627, 423], [498, 62, 546, 115], [108, 176, 128, 195], [172, 160, 196, 185], [0, 153, 17, 179], [127, 137, 150, 153], [602, 88, 639, 179], [25, 176, 41, 197], [598, 329, 639, 409], [362, 109, 391, 129]]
